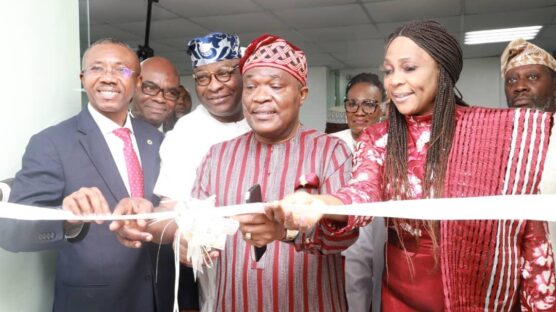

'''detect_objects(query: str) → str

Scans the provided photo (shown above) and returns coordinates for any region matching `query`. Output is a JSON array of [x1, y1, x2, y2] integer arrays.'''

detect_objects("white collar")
[[88, 103, 134, 135]]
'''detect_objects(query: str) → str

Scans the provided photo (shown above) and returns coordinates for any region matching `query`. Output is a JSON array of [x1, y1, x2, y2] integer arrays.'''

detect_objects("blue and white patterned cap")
[[187, 32, 241, 68]]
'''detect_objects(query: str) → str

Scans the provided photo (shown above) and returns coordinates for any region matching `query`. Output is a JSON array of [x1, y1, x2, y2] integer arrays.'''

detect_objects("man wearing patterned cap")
[[153, 32, 250, 311], [501, 38, 556, 112], [112, 34, 358, 311], [502, 39, 556, 272], [187, 34, 357, 311]]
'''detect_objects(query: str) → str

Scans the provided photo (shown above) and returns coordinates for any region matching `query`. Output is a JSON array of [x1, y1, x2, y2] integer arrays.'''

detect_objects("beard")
[[509, 95, 556, 113]]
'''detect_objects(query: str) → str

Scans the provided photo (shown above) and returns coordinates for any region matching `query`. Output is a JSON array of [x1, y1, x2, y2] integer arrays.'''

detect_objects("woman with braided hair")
[[270, 20, 555, 311]]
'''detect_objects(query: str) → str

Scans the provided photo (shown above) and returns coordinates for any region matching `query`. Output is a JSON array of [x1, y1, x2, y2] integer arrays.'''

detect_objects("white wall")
[[0, 1, 81, 311], [302, 66, 329, 131], [457, 57, 506, 108], [180, 74, 199, 110]]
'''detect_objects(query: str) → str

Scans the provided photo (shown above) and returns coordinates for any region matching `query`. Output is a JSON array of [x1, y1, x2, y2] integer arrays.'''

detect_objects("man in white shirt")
[[154, 32, 250, 312]]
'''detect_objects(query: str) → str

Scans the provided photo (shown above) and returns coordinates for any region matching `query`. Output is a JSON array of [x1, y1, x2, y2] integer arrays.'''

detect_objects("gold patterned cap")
[[501, 38, 556, 78]]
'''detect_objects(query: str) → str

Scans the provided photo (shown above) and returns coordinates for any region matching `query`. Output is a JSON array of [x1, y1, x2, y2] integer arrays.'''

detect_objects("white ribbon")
[[0, 201, 177, 221], [1, 194, 555, 312], [206, 194, 556, 221], [2, 194, 554, 222]]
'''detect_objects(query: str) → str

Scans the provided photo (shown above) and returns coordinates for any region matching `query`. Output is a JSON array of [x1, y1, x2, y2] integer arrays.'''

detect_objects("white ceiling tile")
[[464, 8, 556, 31], [156, 51, 191, 69], [90, 0, 556, 71], [332, 48, 385, 68], [268, 30, 309, 44], [255, 0, 356, 10], [530, 37, 556, 53], [540, 25, 556, 38], [307, 53, 346, 68], [464, 0, 554, 14], [274, 4, 371, 29], [299, 24, 383, 42], [461, 42, 508, 59], [234, 30, 308, 47], [157, 0, 262, 17], [148, 40, 183, 53], [115, 18, 207, 39], [192, 12, 287, 34], [364, 0, 461, 23], [296, 42, 326, 54], [377, 16, 462, 38], [227, 32, 261, 46], [90, 24, 142, 41], [320, 38, 386, 53], [90, 0, 178, 24], [163, 37, 197, 50], [112, 38, 183, 58]]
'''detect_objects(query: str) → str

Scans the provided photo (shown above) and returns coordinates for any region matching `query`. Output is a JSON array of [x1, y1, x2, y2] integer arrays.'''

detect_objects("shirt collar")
[[88, 103, 134, 135]]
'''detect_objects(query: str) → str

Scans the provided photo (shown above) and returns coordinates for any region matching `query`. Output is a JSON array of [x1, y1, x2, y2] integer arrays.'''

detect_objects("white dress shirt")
[[154, 104, 250, 312], [154, 104, 250, 200], [88, 104, 142, 196]]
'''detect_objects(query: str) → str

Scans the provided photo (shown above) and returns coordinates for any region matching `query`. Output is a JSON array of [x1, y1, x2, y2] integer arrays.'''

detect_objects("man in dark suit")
[[0, 38, 174, 312]]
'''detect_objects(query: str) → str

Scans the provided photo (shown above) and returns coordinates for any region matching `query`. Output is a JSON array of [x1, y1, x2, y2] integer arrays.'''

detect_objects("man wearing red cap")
[[111, 34, 357, 311], [196, 34, 356, 311]]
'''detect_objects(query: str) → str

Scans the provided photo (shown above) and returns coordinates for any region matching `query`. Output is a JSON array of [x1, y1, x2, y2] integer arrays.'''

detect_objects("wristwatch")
[[281, 229, 299, 242]]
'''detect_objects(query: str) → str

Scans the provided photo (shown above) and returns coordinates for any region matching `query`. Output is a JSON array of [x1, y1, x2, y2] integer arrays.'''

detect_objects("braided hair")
[[382, 20, 465, 262]]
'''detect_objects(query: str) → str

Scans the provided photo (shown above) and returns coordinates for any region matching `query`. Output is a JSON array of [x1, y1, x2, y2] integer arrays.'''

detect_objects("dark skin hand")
[[234, 213, 286, 247], [109, 197, 163, 248], [110, 197, 217, 266], [62, 186, 111, 225]]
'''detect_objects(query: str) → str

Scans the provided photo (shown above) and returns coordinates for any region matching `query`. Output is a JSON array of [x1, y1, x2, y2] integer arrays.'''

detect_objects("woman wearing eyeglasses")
[[332, 73, 387, 312], [333, 73, 386, 149]]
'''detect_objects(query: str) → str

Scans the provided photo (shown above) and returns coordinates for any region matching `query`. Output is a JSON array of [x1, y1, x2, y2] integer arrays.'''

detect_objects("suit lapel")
[[77, 109, 129, 204], [131, 118, 157, 201]]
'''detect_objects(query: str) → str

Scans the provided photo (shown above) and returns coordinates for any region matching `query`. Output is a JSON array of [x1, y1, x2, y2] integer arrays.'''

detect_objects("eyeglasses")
[[344, 98, 380, 114], [141, 82, 180, 101], [192, 64, 239, 86], [81, 64, 135, 79]]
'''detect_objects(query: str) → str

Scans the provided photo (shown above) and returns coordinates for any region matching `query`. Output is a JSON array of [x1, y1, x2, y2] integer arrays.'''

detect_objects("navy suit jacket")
[[0, 109, 175, 312]]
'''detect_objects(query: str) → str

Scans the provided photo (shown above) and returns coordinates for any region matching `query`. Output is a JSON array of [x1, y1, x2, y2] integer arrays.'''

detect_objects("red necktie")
[[113, 128, 144, 198]]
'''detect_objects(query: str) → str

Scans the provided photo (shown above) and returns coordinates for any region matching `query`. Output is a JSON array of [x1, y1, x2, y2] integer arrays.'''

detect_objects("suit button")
[[145, 274, 152, 281]]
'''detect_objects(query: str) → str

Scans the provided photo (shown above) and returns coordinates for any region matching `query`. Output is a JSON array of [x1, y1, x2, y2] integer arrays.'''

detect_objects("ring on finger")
[[245, 232, 252, 240]]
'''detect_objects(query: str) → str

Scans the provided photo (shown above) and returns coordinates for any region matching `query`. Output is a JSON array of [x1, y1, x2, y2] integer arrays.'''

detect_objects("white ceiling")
[[88, 0, 556, 75]]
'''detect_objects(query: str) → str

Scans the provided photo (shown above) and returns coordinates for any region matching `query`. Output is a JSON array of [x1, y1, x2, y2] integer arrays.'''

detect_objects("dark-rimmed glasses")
[[81, 64, 135, 79], [192, 64, 239, 86], [344, 98, 380, 114], [141, 81, 181, 101]]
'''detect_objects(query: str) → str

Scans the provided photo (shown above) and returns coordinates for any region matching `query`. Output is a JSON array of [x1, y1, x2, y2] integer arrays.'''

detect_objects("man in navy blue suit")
[[0, 38, 174, 312]]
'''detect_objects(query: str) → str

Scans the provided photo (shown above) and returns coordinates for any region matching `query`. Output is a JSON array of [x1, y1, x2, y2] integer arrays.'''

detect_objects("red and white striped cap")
[[240, 34, 308, 86]]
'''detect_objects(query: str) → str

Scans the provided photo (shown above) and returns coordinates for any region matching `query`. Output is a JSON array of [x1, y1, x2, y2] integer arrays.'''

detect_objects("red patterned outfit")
[[193, 127, 357, 311], [334, 106, 556, 311]]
